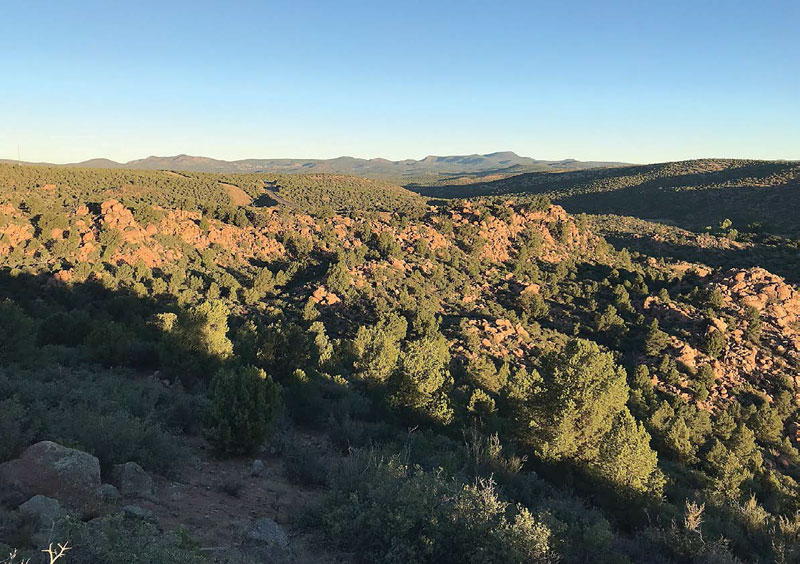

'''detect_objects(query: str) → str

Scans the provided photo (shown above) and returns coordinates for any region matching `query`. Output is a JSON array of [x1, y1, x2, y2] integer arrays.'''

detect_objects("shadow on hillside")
[[0, 268, 670, 538], [602, 232, 800, 284], [0, 268, 236, 482], [413, 160, 797, 200], [0, 269, 222, 382], [560, 179, 800, 237], [253, 193, 280, 207]]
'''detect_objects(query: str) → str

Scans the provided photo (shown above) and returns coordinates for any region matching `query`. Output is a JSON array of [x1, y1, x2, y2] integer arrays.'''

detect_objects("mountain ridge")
[[0, 151, 628, 182]]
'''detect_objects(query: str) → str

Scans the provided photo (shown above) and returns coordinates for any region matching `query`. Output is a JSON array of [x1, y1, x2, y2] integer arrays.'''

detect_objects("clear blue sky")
[[2, 0, 798, 164]]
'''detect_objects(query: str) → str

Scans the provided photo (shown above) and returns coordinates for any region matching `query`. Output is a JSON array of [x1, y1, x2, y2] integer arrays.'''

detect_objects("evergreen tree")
[[352, 313, 407, 383], [524, 339, 662, 496], [644, 318, 669, 356], [207, 365, 281, 455], [595, 411, 664, 497], [393, 331, 454, 425]]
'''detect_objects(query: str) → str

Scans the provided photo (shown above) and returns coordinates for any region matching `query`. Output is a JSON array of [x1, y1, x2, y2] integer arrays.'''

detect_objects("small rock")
[[96, 484, 121, 503], [251, 459, 266, 477], [242, 517, 294, 563], [245, 517, 290, 548], [18, 495, 62, 526], [242, 516, 294, 562], [111, 462, 155, 499], [122, 505, 158, 524]]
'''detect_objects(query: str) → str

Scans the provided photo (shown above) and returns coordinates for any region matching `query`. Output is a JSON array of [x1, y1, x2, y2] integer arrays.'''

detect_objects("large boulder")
[[0, 441, 100, 512], [110, 462, 155, 499]]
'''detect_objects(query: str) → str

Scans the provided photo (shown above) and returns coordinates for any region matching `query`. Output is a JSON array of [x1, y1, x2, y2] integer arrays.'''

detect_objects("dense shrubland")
[[0, 163, 798, 563]]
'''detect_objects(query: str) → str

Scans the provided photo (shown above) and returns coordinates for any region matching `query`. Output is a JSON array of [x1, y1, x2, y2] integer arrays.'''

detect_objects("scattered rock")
[[18, 495, 63, 527], [111, 462, 155, 499], [251, 459, 266, 477], [310, 285, 340, 306], [122, 505, 158, 525], [243, 517, 293, 563], [96, 484, 121, 504], [0, 441, 100, 511]]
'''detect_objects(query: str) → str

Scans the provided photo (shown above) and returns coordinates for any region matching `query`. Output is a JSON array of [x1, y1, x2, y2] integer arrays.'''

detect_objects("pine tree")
[[352, 313, 407, 383], [595, 411, 664, 497], [207, 365, 281, 455], [644, 318, 669, 356], [527, 339, 663, 497], [393, 331, 453, 425]]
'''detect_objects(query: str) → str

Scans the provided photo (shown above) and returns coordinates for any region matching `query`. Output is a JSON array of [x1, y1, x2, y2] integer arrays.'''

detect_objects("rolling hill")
[[416, 158, 800, 237], [1, 151, 627, 184], [0, 162, 798, 564]]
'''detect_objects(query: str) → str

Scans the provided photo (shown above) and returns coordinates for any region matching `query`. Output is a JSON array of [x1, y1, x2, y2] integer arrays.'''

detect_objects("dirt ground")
[[130, 435, 347, 563], [220, 182, 253, 207]]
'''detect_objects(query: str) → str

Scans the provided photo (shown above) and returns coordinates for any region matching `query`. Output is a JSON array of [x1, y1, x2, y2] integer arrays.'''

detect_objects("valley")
[[0, 160, 798, 563]]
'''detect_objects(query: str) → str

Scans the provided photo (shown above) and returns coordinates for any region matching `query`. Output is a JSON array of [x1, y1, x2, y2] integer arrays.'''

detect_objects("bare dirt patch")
[[220, 182, 253, 206], [128, 435, 346, 563]]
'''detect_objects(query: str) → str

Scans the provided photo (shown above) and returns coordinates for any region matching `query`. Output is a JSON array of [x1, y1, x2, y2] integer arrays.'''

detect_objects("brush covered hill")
[[0, 163, 426, 216], [0, 163, 798, 564], [417, 159, 800, 237]]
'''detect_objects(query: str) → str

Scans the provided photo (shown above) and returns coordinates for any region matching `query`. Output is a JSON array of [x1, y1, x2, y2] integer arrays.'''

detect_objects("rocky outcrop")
[[122, 504, 158, 525], [251, 459, 266, 477], [310, 285, 340, 306], [18, 495, 65, 549], [722, 268, 800, 347], [644, 267, 799, 418]]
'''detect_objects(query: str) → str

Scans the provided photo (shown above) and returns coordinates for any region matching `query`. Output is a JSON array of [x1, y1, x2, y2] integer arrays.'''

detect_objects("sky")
[[1, 0, 798, 164]]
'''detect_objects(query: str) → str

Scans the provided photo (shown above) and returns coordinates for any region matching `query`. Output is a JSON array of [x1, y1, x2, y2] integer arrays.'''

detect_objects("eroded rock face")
[[0, 441, 100, 512]]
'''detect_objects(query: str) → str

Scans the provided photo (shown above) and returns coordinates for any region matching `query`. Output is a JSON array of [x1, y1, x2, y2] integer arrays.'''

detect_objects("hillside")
[[0, 163, 798, 564], [0, 163, 426, 216], [417, 159, 800, 237], [1, 152, 627, 184]]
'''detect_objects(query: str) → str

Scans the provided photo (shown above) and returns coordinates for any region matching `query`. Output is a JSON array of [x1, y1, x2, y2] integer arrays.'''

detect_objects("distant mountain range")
[[1, 152, 628, 184]]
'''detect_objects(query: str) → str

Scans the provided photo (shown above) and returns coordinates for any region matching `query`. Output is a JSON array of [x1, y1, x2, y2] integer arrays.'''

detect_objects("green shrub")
[[0, 399, 34, 463], [0, 366, 192, 474], [703, 328, 727, 358], [0, 300, 35, 364], [207, 364, 281, 455], [518, 292, 549, 319], [322, 452, 554, 563], [52, 514, 207, 564], [743, 306, 761, 343]]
